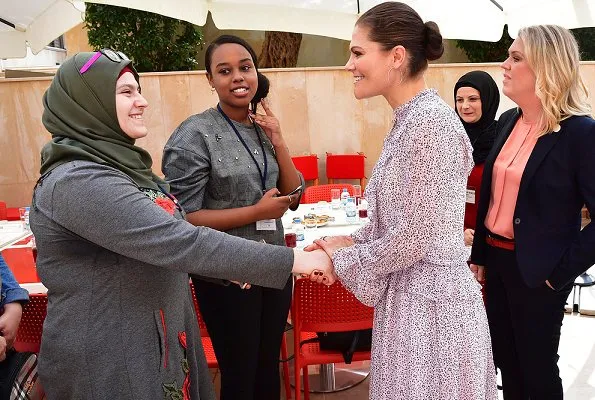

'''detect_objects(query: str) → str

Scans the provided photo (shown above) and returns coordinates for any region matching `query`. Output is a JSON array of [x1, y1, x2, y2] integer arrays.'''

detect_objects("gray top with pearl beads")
[[162, 107, 285, 245]]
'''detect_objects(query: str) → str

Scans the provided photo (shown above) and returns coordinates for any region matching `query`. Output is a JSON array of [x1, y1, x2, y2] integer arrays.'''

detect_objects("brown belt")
[[486, 235, 515, 251]]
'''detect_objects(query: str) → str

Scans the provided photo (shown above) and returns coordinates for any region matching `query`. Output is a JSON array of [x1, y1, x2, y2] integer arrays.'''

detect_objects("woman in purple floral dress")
[[312, 3, 498, 399]]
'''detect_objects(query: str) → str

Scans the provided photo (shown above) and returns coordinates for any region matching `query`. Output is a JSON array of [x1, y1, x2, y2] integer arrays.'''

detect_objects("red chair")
[[292, 279, 374, 400], [325, 153, 366, 189], [2, 247, 39, 284], [292, 155, 319, 186], [302, 184, 354, 204], [189, 281, 219, 369], [0, 201, 6, 220], [14, 293, 48, 353], [189, 281, 292, 398], [6, 208, 21, 221]]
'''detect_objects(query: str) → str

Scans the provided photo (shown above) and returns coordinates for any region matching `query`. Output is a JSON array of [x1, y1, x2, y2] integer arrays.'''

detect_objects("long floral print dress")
[[333, 89, 498, 400]]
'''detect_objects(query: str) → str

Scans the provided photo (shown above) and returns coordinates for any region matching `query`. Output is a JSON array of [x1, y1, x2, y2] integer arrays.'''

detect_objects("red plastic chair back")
[[188, 281, 218, 368], [6, 208, 21, 221], [14, 293, 48, 353], [325, 153, 366, 187], [189, 281, 209, 338], [1, 247, 39, 283], [302, 184, 354, 204], [292, 155, 319, 182], [293, 279, 373, 334]]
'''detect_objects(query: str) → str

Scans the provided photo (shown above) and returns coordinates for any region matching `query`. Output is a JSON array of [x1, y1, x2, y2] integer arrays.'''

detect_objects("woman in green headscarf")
[[31, 50, 334, 400]]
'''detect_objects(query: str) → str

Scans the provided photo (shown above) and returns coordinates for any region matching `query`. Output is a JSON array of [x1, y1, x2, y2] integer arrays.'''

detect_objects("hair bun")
[[424, 21, 444, 61], [251, 72, 270, 113]]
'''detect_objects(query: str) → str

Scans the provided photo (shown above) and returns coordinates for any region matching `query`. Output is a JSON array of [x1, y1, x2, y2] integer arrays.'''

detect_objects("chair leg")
[[360, 178, 366, 189], [577, 286, 582, 313], [281, 334, 291, 399], [303, 366, 311, 400], [294, 361, 302, 400], [303, 366, 310, 400]]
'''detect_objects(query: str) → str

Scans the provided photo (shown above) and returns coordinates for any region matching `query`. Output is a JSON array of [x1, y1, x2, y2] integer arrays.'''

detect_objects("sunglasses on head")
[[79, 48, 130, 74]]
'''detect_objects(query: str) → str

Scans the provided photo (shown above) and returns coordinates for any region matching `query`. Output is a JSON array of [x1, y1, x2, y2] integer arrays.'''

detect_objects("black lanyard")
[[217, 104, 268, 192]]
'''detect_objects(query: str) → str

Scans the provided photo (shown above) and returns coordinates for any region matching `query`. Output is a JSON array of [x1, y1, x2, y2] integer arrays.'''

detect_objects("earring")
[[210, 87, 215, 93], [388, 67, 404, 85]]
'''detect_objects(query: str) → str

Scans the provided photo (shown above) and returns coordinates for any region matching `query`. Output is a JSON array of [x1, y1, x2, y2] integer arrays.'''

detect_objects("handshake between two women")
[[291, 235, 355, 286]]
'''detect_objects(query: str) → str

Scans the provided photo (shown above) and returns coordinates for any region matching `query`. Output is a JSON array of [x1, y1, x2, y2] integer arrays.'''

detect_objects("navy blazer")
[[470, 108, 595, 289]]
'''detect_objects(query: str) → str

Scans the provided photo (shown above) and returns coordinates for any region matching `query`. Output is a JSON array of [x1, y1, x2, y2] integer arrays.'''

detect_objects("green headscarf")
[[40, 52, 167, 191]]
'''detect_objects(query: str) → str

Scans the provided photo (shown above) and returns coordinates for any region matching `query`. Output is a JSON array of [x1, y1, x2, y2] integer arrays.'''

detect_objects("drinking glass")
[[353, 184, 362, 205], [330, 188, 341, 209]]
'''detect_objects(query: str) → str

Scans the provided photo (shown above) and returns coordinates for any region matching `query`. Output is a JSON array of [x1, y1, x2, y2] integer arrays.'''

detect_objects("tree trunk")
[[259, 31, 303, 68]]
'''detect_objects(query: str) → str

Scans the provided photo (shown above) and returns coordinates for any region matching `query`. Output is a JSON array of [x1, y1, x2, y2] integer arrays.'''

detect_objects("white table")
[[282, 203, 364, 246], [283, 204, 371, 393], [0, 221, 31, 252], [0, 221, 42, 294]]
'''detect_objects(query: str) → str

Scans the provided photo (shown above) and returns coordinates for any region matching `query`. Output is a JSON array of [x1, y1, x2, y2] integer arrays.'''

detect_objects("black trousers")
[[484, 245, 573, 400], [192, 275, 292, 400]]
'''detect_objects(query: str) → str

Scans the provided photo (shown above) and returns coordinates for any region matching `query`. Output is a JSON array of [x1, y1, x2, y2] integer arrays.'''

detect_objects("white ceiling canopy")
[[0, 0, 85, 58], [4, 1, 595, 59]]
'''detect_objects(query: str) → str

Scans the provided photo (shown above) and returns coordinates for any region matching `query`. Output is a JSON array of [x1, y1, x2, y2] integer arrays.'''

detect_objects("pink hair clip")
[[79, 51, 102, 74]]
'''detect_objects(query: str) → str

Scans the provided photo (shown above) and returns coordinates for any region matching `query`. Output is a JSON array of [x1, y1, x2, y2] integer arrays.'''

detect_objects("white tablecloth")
[[0, 221, 31, 252], [282, 203, 365, 247]]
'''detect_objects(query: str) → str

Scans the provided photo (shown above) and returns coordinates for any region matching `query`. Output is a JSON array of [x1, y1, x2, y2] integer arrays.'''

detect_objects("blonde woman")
[[470, 25, 595, 399]]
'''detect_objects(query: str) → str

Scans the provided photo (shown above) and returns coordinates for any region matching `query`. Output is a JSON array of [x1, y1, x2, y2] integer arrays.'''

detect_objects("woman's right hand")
[[469, 264, 485, 282], [0, 336, 6, 362], [254, 188, 292, 220], [292, 249, 337, 285], [464, 229, 475, 246]]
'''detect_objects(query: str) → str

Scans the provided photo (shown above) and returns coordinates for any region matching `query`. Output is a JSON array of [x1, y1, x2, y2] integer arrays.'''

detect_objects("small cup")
[[330, 188, 341, 209], [284, 233, 297, 248], [353, 185, 362, 205]]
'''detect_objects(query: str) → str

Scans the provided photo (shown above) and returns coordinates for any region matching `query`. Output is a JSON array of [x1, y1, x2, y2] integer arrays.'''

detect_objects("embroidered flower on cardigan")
[[162, 331, 191, 400], [155, 197, 176, 215]]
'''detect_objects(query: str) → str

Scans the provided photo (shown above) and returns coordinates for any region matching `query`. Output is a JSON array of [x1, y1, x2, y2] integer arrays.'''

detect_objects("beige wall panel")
[[135, 75, 167, 175], [187, 72, 217, 115], [64, 23, 93, 57], [0, 79, 50, 207], [359, 96, 393, 180], [151, 74, 193, 172], [264, 71, 311, 156], [4, 63, 595, 207]]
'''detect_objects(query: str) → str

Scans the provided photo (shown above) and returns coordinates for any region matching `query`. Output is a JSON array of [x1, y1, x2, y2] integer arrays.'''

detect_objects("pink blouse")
[[485, 117, 538, 239]]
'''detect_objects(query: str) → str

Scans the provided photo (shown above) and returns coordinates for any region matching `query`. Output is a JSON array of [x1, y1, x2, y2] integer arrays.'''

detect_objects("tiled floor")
[[210, 286, 595, 399]]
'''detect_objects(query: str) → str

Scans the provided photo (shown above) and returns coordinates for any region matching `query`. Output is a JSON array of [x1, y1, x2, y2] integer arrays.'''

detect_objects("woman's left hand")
[[0, 302, 23, 350], [313, 235, 355, 258], [249, 99, 285, 148]]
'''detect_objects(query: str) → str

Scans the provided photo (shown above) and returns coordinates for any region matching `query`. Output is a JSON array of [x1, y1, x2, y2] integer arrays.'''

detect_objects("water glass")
[[353, 184, 362, 205], [330, 188, 341, 209]]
